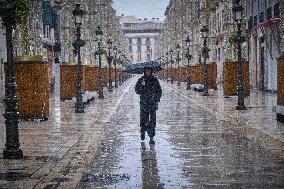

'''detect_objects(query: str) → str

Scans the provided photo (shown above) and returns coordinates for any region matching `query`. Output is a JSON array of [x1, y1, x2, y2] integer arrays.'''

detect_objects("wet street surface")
[[0, 77, 283, 188], [76, 78, 284, 189]]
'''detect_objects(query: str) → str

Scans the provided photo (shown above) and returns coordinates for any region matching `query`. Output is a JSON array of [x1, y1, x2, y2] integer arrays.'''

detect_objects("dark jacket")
[[135, 76, 162, 112]]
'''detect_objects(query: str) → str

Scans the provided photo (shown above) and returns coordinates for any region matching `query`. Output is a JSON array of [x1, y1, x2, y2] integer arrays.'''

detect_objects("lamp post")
[[176, 44, 181, 86], [166, 52, 169, 81], [185, 36, 192, 90], [201, 25, 209, 96], [120, 54, 126, 84], [107, 39, 113, 92], [118, 50, 122, 86], [96, 26, 104, 99], [233, 0, 246, 110], [0, 1, 23, 159], [72, 3, 85, 113], [169, 49, 174, 84], [113, 45, 118, 88]]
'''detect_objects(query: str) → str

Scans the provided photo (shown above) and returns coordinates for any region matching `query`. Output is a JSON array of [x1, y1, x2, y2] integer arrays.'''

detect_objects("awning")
[[255, 18, 282, 29]]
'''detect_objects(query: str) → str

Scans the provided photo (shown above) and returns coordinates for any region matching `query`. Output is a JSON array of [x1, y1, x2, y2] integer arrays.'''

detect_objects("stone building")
[[119, 15, 162, 63], [245, 0, 284, 92]]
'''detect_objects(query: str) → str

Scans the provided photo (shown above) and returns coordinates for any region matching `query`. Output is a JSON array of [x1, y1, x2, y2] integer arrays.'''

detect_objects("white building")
[[119, 15, 162, 63], [246, 0, 283, 92]]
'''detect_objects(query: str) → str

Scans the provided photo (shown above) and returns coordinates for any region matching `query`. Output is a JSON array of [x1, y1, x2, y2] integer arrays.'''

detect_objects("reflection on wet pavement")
[[77, 78, 284, 188]]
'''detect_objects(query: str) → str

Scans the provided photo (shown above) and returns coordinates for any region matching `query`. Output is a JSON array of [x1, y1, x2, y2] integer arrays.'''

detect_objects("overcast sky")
[[113, 0, 169, 20]]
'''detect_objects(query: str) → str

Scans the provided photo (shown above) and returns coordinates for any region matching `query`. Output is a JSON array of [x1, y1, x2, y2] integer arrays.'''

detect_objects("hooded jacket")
[[135, 75, 162, 112]]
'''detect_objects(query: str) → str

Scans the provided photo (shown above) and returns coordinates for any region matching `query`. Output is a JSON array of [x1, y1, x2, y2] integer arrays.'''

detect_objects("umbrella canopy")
[[126, 61, 163, 74]]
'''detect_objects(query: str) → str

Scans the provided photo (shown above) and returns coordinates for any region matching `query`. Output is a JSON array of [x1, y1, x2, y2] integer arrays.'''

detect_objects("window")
[[266, 7, 272, 19], [253, 15, 257, 26], [44, 25, 50, 38], [217, 13, 220, 32], [137, 38, 142, 45], [138, 46, 141, 53], [147, 46, 150, 52], [146, 38, 151, 45], [248, 16, 253, 29], [274, 3, 280, 18], [129, 38, 132, 44], [148, 54, 151, 61], [138, 54, 142, 61], [129, 45, 132, 53], [259, 12, 264, 23]]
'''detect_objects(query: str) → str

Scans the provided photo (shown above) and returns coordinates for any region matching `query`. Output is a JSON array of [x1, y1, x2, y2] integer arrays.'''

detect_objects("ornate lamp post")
[[165, 52, 169, 81], [120, 54, 127, 84], [0, 1, 23, 159], [107, 39, 113, 92], [72, 3, 85, 113], [185, 36, 192, 90], [113, 45, 118, 88], [117, 50, 122, 85], [201, 25, 210, 96], [176, 44, 181, 86], [96, 26, 104, 99], [233, 0, 246, 110], [169, 49, 174, 84]]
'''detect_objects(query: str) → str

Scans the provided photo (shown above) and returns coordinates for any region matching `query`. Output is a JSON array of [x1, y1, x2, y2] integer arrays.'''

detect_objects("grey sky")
[[113, 0, 169, 20]]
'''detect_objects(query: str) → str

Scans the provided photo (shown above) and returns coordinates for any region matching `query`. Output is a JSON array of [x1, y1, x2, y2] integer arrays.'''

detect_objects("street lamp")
[[72, 3, 85, 113], [113, 45, 118, 88], [185, 36, 192, 90], [118, 50, 124, 85], [201, 25, 210, 96], [176, 44, 181, 86], [0, 1, 23, 159], [233, 0, 246, 110], [120, 54, 127, 84], [166, 52, 169, 81], [169, 49, 174, 84], [95, 26, 104, 99], [107, 38, 113, 92]]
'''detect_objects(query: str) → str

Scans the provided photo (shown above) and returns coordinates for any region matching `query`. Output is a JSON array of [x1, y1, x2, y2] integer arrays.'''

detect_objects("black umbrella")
[[126, 61, 163, 74]]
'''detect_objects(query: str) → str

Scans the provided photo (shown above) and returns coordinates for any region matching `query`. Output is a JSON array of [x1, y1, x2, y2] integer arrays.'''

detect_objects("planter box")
[[103, 68, 109, 86], [180, 67, 187, 82], [60, 64, 86, 101], [190, 63, 217, 89], [277, 55, 284, 122], [12, 55, 49, 120], [83, 66, 99, 92], [223, 61, 250, 96]]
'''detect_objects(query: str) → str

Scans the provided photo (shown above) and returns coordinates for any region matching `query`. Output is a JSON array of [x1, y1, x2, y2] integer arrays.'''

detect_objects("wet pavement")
[[76, 78, 284, 188], [0, 77, 284, 188]]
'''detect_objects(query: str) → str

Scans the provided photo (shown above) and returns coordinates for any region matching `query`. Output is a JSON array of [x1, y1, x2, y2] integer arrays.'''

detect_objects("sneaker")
[[141, 132, 145, 141], [149, 137, 155, 145]]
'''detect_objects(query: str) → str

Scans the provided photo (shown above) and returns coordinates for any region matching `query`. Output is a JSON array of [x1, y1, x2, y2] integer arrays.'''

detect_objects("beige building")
[[119, 15, 162, 63]]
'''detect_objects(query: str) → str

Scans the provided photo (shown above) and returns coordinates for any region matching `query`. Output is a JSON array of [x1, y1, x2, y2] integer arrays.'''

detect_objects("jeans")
[[140, 109, 156, 138]]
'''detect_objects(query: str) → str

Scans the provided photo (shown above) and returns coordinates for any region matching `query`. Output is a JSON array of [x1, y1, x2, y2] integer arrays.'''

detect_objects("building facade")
[[158, 0, 284, 92], [119, 15, 162, 63], [246, 0, 283, 92]]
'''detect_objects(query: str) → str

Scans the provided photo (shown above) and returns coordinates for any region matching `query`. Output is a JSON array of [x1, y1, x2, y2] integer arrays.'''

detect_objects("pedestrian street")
[[1, 77, 283, 188]]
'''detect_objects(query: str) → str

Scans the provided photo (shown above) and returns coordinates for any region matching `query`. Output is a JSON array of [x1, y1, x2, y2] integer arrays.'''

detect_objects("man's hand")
[[141, 80, 145, 86]]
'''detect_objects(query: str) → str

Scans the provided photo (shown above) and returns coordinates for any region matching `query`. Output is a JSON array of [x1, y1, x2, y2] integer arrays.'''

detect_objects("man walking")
[[135, 67, 162, 144]]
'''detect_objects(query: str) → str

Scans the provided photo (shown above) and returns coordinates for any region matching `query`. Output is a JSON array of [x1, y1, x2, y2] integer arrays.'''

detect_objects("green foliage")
[[100, 48, 107, 55], [228, 31, 246, 47], [14, 0, 30, 24]]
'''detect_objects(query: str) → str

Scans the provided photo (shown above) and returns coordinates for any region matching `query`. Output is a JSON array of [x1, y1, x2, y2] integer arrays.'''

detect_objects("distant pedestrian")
[[135, 67, 162, 144]]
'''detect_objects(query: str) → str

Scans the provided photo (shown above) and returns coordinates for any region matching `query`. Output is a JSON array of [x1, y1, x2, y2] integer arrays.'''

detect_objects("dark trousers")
[[140, 109, 156, 138]]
